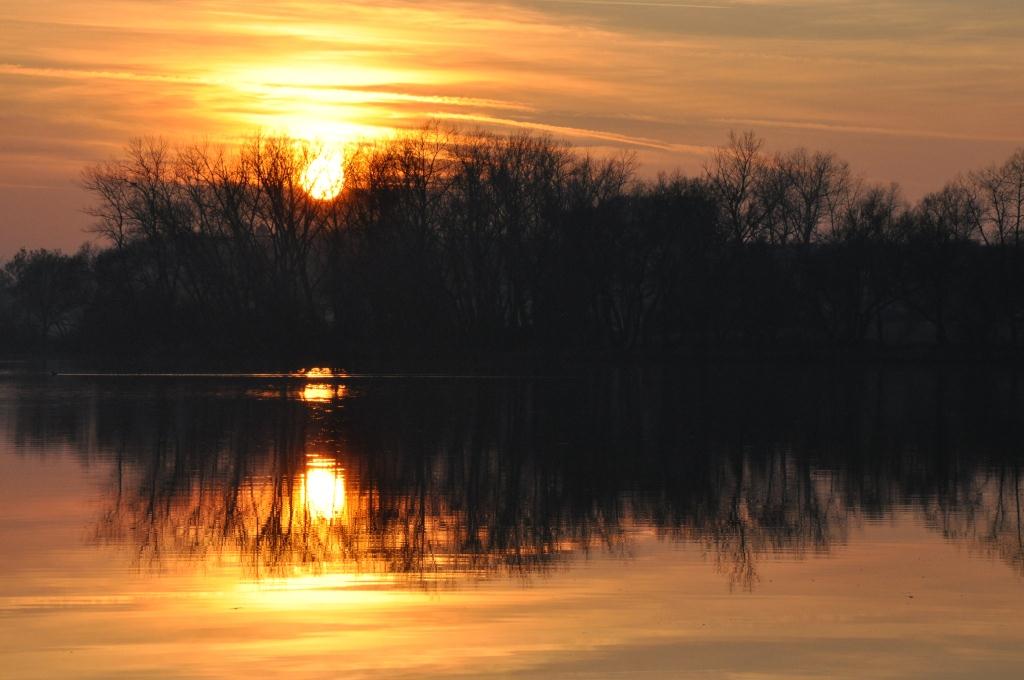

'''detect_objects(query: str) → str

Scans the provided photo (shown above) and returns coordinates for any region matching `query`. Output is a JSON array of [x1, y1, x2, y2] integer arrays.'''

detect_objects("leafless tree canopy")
[[3, 127, 1024, 355]]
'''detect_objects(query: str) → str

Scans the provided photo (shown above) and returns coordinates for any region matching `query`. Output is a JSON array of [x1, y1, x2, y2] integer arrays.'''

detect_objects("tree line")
[[2, 126, 1024, 359]]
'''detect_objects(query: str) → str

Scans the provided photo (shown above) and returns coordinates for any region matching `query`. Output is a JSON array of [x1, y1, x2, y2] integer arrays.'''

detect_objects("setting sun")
[[300, 150, 345, 200]]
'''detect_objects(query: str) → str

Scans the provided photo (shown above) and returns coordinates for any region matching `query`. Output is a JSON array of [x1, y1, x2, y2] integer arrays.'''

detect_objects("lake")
[[1, 364, 1023, 678]]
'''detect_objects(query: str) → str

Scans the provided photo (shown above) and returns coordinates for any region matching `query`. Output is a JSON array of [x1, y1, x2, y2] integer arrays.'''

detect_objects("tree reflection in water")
[[8, 365, 1024, 589]]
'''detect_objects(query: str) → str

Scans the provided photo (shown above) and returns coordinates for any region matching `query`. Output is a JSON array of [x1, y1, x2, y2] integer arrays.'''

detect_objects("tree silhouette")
[[3, 127, 1024, 357]]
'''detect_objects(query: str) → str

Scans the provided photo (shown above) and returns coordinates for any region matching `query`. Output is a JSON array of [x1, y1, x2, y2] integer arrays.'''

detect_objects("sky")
[[2, 0, 1024, 255]]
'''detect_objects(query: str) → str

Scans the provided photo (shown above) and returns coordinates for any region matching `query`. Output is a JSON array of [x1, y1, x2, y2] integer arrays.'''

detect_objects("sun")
[[300, 149, 345, 200]]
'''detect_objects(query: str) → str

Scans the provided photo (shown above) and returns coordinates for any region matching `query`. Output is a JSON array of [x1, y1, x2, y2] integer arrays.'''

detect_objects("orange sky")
[[2, 0, 1024, 255]]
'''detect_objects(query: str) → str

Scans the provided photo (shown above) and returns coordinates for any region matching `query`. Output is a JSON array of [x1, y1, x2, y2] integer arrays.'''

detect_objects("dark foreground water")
[[1, 364, 1023, 679]]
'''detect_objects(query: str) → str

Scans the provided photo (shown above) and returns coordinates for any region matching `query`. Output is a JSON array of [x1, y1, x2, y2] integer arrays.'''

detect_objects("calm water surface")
[[1, 365, 1023, 678]]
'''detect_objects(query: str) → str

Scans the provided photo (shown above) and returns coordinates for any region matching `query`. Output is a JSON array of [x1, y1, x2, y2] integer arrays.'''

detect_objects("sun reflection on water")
[[301, 383, 345, 403], [300, 455, 346, 521]]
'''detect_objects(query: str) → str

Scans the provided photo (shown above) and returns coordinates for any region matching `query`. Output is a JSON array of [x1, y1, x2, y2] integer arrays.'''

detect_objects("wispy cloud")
[[426, 111, 714, 154], [716, 118, 1024, 145], [532, 0, 735, 8]]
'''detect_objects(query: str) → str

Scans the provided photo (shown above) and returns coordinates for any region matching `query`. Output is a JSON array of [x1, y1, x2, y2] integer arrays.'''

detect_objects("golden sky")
[[2, 0, 1024, 253]]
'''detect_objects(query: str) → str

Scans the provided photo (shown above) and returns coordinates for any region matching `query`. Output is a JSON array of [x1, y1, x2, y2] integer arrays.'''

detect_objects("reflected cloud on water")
[[4, 366, 1024, 589]]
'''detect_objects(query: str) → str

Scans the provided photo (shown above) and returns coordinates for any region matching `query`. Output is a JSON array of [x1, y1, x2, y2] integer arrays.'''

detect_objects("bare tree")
[[971, 150, 1024, 246], [705, 131, 771, 244], [770, 148, 854, 244]]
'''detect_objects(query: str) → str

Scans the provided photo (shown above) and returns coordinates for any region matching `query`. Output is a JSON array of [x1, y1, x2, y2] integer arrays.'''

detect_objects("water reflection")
[[302, 454, 347, 520], [301, 383, 345, 403], [5, 366, 1024, 588]]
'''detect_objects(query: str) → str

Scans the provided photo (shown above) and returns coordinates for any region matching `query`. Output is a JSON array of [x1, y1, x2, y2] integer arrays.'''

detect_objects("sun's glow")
[[300, 150, 345, 200]]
